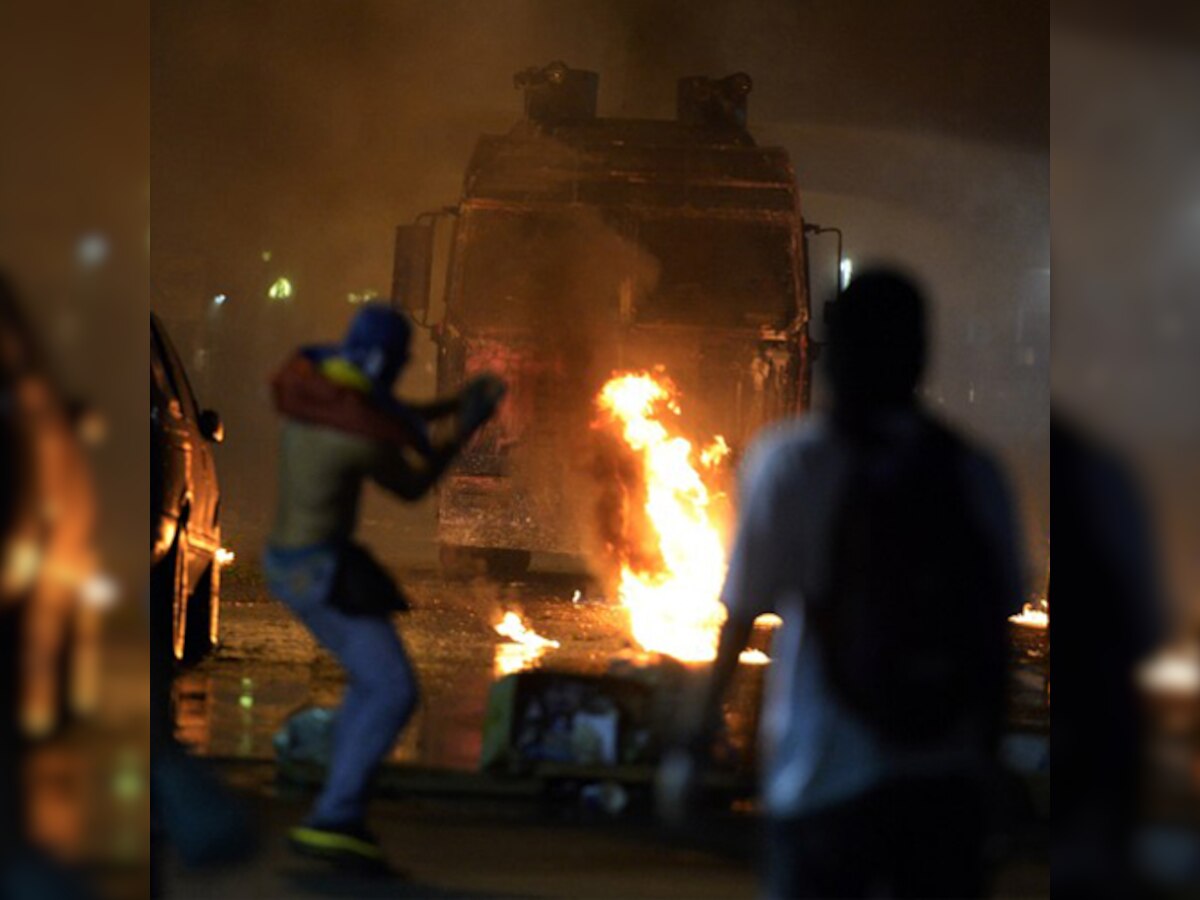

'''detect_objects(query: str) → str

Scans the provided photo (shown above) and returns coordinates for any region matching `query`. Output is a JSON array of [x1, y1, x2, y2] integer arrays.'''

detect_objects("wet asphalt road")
[[174, 565, 636, 770], [165, 564, 1052, 898], [176, 560, 1050, 772]]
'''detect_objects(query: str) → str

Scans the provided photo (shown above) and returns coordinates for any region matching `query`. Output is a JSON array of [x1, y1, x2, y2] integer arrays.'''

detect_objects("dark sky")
[[152, 0, 1048, 276]]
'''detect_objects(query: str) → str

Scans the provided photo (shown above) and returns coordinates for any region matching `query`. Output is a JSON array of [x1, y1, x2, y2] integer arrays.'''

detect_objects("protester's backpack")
[[812, 417, 1001, 745]]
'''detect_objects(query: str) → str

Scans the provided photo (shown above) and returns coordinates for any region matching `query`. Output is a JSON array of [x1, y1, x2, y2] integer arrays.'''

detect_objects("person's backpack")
[[812, 417, 1001, 745]]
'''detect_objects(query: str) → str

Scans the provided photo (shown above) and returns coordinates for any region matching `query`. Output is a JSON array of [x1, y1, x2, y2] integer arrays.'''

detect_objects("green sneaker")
[[287, 823, 387, 869]]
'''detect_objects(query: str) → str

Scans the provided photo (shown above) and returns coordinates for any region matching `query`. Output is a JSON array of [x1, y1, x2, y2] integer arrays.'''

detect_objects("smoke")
[[153, 0, 1048, 575], [456, 200, 661, 333]]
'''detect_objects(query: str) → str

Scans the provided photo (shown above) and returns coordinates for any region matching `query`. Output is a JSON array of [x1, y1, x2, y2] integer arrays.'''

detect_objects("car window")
[[150, 330, 176, 401], [151, 316, 200, 421]]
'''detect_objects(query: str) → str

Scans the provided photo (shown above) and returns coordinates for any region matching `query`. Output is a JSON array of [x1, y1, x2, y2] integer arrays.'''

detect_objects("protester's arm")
[[657, 435, 788, 824], [657, 611, 753, 825], [696, 458, 777, 739], [402, 374, 507, 425], [1090, 445, 1166, 660], [965, 451, 1026, 617], [691, 436, 786, 745], [690, 614, 755, 748], [369, 442, 460, 501], [370, 375, 507, 501], [403, 396, 462, 423], [963, 450, 1028, 748]]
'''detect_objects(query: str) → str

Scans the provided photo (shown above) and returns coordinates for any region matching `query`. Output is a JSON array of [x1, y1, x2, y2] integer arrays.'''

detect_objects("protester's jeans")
[[263, 544, 418, 827]]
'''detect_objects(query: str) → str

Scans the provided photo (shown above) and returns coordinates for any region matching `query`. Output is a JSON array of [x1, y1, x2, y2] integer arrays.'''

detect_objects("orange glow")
[[1008, 602, 1049, 629], [699, 435, 731, 469], [595, 371, 758, 664], [493, 611, 559, 676]]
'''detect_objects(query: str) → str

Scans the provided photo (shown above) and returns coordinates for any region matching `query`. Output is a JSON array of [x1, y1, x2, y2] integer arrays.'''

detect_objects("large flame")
[[595, 372, 736, 663]]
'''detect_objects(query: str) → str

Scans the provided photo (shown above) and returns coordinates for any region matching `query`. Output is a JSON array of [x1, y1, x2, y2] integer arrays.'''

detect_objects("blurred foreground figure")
[[0, 275, 99, 897], [265, 304, 504, 869], [0, 278, 101, 740], [663, 269, 1022, 898], [1051, 414, 1161, 897]]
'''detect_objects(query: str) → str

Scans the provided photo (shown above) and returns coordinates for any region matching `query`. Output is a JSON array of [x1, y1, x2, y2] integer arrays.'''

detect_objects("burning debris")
[[1008, 601, 1049, 629], [493, 611, 561, 677]]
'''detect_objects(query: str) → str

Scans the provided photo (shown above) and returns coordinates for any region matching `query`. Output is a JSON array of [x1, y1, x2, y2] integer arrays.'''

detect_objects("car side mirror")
[[199, 409, 225, 444], [391, 222, 435, 322]]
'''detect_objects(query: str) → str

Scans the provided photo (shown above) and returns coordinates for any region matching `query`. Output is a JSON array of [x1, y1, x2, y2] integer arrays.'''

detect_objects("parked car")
[[151, 312, 224, 663]]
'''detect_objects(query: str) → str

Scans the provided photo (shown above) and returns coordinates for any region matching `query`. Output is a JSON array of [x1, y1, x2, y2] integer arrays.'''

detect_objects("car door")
[[150, 316, 220, 565]]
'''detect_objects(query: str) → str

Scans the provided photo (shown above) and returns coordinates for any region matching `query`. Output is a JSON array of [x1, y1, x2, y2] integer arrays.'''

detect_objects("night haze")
[[152, 0, 1049, 575]]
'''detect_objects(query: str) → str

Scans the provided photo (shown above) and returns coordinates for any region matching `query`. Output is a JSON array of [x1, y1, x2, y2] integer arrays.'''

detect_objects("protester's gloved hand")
[[457, 374, 507, 443]]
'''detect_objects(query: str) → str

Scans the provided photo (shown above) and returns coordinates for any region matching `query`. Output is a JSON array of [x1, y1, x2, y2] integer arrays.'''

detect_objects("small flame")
[[1008, 602, 1048, 629], [1138, 646, 1200, 697], [216, 548, 236, 567], [699, 435, 731, 469], [738, 649, 772, 665], [493, 611, 560, 676], [495, 611, 559, 649]]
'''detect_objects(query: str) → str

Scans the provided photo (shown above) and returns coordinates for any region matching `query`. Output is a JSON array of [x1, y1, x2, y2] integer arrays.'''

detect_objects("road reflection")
[[176, 566, 1055, 776], [174, 569, 629, 770]]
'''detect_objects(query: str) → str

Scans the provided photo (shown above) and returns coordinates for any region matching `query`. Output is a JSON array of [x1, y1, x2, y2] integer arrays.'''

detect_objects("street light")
[[76, 232, 110, 269], [268, 277, 293, 301]]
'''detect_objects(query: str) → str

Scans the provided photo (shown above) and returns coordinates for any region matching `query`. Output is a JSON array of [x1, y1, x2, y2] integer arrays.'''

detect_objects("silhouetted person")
[[664, 269, 1023, 898], [1052, 413, 1161, 898], [265, 304, 503, 870]]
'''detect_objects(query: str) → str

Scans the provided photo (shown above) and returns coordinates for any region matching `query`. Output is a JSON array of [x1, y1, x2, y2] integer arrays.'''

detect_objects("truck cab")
[[395, 63, 811, 574]]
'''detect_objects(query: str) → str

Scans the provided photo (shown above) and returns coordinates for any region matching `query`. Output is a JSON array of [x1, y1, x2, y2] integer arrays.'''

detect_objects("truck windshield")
[[454, 208, 797, 329], [633, 217, 796, 328]]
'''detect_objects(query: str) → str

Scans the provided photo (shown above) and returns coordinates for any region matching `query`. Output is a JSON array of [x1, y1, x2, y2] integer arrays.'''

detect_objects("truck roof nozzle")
[[514, 62, 599, 124], [677, 73, 753, 130]]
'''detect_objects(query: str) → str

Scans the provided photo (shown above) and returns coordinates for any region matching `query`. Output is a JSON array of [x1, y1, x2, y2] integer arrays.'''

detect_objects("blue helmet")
[[338, 304, 413, 392]]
